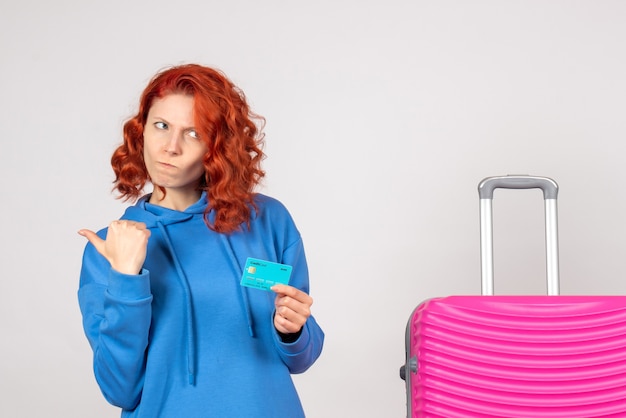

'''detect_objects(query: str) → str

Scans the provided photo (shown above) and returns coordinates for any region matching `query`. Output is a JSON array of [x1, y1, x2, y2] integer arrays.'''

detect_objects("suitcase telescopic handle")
[[478, 175, 560, 296]]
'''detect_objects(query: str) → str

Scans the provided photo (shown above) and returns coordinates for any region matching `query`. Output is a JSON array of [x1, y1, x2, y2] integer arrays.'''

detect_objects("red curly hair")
[[111, 64, 266, 233]]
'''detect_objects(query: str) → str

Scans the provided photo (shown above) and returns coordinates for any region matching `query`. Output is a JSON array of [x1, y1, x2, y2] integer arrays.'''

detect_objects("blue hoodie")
[[78, 193, 324, 417]]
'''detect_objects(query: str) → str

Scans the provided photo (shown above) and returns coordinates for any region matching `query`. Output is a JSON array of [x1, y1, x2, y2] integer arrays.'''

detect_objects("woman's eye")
[[187, 130, 199, 139], [154, 121, 168, 130]]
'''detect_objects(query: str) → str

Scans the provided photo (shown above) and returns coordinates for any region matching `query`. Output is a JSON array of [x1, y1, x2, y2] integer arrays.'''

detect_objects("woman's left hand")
[[271, 284, 313, 335]]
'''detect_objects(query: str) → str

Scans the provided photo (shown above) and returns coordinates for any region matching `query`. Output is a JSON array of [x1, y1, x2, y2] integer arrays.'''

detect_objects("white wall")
[[2, 1, 626, 416]]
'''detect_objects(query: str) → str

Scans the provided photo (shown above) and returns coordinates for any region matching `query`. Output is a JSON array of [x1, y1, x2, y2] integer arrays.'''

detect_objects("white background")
[[2, 1, 626, 417]]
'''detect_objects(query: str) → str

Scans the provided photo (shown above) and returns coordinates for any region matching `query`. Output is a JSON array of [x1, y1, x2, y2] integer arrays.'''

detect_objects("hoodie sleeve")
[[78, 232, 153, 410], [272, 237, 324, 374]]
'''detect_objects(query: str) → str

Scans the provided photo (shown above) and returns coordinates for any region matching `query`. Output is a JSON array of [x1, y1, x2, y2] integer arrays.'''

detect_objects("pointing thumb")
[[78, 229, 106, 257]]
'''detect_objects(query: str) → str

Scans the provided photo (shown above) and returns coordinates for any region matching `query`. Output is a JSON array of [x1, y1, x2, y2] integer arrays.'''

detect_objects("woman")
[[78, 64, 324, 417]]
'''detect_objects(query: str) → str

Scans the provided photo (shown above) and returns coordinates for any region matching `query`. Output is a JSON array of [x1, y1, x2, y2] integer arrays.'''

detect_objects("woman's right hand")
[[78, 221, 151, 275]]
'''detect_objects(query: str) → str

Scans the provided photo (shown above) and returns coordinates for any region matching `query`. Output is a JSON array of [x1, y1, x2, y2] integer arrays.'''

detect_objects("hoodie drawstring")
[[155, 221, 257, 386], [220, 234, 256, 338], [156, 221, 197, 385]]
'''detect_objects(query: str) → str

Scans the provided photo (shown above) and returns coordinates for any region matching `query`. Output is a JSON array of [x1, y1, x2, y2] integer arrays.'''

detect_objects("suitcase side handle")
[[478, 175, 560, 296]]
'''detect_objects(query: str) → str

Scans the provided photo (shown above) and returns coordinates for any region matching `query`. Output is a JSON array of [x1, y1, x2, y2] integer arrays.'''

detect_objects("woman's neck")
[[149, 187, 202, 211]]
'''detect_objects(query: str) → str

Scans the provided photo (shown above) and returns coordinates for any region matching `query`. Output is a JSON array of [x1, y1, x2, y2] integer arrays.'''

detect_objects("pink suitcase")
[[400, 175, 626, 417]]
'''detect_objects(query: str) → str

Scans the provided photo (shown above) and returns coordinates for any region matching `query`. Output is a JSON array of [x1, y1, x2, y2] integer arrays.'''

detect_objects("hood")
[[121, 192, 256, 385], [122, 193, 206, 227]]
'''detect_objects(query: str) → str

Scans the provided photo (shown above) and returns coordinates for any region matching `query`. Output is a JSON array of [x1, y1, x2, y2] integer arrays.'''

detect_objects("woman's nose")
[[164, 133, 182, 154]]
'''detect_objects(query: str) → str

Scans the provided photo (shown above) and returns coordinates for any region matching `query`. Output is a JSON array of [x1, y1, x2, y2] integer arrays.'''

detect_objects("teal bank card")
[[240, 257, 292, 291]]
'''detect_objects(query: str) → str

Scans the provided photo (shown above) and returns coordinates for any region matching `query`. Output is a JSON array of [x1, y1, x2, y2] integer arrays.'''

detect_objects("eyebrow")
[[148, 116, 196, 130]]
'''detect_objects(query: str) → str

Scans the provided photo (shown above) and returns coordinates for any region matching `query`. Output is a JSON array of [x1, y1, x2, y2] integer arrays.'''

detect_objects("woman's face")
[[143, 94, 209, 202]]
